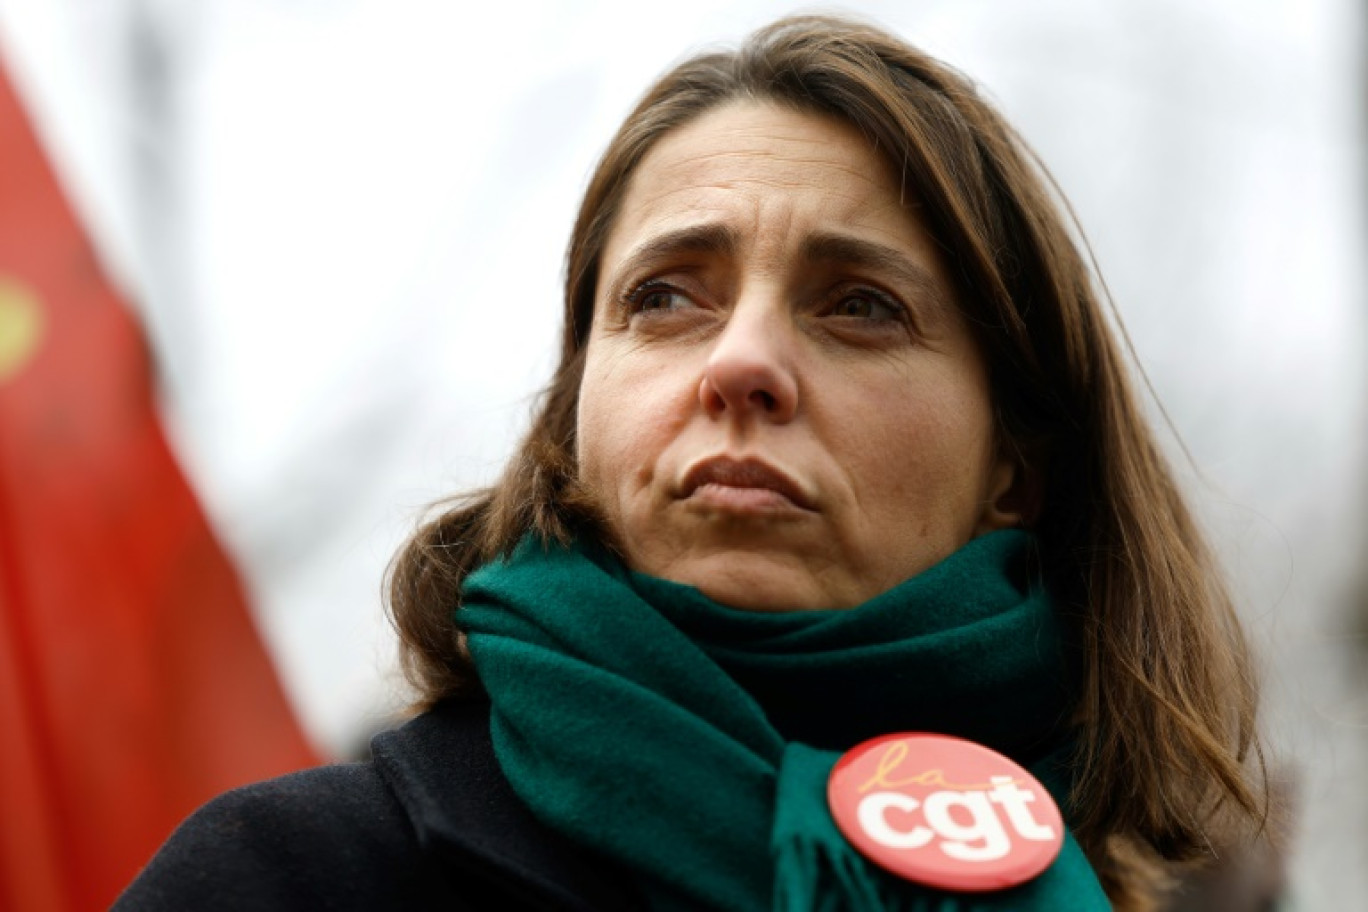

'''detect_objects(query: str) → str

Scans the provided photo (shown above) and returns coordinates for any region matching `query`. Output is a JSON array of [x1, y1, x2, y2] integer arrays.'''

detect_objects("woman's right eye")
[[626, 281, 694, 315]]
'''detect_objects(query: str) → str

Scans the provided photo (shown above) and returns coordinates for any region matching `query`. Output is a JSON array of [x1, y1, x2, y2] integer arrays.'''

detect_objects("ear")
[[975, 451, 1044, 534]]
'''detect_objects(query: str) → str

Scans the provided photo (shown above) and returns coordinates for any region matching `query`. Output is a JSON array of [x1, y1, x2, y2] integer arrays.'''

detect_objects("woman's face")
[[577, 101, 1020, 611]]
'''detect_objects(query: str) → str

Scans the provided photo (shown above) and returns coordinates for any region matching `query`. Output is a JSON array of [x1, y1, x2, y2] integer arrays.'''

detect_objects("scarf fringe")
[[772, 743, 914, 912], [773, 828, 892, 912]]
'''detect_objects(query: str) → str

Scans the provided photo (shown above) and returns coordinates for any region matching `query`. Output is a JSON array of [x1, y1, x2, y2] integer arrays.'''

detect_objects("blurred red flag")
[[0, 57, 320, 911]]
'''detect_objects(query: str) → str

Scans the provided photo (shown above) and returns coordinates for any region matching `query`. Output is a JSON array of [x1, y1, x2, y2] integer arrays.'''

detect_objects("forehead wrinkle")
[[635, 159, 903, 242], [628, 173, 886, 242], [608, 102, 927, 285], [656, 146, 889, 193]]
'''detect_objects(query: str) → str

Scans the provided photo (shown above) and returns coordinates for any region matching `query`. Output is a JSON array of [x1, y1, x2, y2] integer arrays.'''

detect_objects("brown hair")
[[387, 14, 1265, 909]]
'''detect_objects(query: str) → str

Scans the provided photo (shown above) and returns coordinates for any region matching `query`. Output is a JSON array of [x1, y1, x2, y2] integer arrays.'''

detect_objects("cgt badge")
[[828, 733, 1064, 892]]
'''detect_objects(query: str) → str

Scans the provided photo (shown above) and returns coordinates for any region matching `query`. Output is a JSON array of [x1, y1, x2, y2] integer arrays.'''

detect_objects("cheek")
[[575, 364, 624, 490], [846, 373, 998, 511], [576, 351, 684, 497]]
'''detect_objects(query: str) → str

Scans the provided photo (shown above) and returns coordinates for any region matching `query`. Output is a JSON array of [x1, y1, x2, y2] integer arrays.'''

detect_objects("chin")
[[683, 560, 839, 613]]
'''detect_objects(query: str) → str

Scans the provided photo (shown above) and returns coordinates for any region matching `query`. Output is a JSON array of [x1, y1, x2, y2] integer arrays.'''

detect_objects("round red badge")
[[827, 733, 1064, 892]]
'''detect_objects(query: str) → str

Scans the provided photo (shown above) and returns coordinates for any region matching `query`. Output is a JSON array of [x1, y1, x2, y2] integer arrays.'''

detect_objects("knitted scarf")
[[459, 530, 1110, 911]]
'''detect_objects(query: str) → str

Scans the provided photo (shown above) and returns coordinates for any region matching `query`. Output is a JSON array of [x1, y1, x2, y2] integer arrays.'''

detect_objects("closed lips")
[[680, 458, 815, 510]]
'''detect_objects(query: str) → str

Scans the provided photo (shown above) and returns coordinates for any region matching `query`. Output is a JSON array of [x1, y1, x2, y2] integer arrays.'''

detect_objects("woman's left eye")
[[828, 289, 904, 322]]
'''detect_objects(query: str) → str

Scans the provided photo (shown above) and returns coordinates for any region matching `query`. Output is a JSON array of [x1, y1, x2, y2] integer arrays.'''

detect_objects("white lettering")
[[857, 792, 934, 850], [987, 776, 1056, 842], [922, 790, 1010, 862], [854, 781, 1059, 863]]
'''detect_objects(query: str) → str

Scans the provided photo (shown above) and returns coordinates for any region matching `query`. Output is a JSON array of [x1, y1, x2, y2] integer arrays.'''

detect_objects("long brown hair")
[[387, 15, 1265, 909]]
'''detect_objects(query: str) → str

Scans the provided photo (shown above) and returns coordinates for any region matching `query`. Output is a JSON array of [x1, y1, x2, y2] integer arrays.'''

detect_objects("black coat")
[[115, 699, 645, 911]]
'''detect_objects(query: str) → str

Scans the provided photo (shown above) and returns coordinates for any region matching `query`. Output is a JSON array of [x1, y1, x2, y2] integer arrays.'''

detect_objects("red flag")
[[0, 56, 320, 911]]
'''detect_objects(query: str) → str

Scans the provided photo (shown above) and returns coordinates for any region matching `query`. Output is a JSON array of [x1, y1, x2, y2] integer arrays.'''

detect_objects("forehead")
[[604, 100, 920, 260]]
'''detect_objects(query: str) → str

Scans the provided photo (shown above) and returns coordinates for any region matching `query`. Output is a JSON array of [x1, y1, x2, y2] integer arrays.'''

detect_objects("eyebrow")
[[610, 223, 952, 315], [615, 223, 740, 273], [800, 233, 953, 316]]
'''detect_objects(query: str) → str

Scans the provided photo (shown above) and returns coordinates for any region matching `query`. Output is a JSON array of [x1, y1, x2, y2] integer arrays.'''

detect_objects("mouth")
[[679, 456, 816, 513]]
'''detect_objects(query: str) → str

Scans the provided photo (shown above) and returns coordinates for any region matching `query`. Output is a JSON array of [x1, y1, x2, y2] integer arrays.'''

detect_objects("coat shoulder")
[[116, 700, 643, 911], [114, 761, 461, 910]]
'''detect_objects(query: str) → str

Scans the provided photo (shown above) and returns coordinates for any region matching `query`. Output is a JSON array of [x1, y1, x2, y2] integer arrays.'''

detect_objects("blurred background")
[[0, 0, 1362, 908]]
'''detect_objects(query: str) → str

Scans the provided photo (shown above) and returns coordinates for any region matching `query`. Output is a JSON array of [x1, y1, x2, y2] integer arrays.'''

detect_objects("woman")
[[119, 14, 1265, 912]]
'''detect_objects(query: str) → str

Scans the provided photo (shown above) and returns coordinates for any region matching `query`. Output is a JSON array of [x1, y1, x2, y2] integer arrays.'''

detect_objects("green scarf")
[[459, 530, 1110, 911]]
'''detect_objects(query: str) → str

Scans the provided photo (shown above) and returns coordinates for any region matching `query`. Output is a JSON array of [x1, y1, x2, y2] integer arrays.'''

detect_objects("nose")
[[698, 297, 799, 423]]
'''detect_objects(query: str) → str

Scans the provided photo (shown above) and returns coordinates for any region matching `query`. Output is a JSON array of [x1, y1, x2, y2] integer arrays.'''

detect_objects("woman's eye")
[[829, 289, 904, 322], [627, 282, 694, 315]]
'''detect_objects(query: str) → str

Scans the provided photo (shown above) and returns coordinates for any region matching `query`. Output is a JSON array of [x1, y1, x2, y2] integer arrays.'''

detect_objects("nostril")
[[699, 347, 798, 422]]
